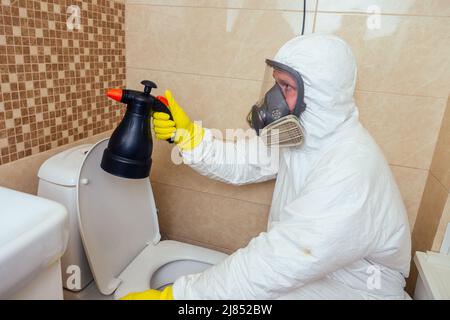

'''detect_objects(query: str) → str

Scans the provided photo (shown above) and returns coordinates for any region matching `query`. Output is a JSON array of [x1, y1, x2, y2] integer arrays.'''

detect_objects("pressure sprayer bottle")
[[100, 80, 172, 179]]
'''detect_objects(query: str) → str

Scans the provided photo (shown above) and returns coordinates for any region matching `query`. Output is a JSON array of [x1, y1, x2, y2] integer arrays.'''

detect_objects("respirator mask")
[[247, 59, 306, 147]]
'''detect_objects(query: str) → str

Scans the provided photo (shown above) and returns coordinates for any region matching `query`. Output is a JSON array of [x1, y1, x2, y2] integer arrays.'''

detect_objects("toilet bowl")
[[113, 240, 225, 299], [37, 139, 228, 299]]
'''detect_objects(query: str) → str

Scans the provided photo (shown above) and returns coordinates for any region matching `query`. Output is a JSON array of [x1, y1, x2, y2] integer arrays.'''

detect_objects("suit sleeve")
[[181, 129, 278, 185]]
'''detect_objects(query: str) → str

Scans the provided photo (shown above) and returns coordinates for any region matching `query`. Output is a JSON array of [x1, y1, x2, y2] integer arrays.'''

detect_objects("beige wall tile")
[[432, 192, 450, 251], [391, 165, 428, 229], [430, 97, 450, 190], [127, 68, 260, 130], [412, 173, 448, 252], [356, 91, 446, 169], [126, 0, 318, 11], [315, 13, 450, 98], [0, 131, 112, 195], [409, 173, 448, 294], [126, 5, 314, 80], [152, 182, 270, 252], [162, 233, 234, 254], [317, 0, 450, 17]]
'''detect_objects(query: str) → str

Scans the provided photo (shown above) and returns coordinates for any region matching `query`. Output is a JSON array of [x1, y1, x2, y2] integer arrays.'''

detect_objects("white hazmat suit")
[[172, 34, 411, 300]]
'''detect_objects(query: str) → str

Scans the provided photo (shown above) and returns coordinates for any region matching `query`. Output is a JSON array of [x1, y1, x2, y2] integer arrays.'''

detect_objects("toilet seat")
[[76, 139, 228, 298], [76, 139, 161, 295], [114, 240, 227, 299]]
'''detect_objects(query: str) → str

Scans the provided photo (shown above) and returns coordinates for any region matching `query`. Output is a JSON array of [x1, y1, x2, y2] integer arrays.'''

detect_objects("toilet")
[[37, 139, 228, 299]]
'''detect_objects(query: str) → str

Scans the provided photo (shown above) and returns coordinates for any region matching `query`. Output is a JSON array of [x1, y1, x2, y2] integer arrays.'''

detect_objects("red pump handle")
[[156, 95, 168, 106]]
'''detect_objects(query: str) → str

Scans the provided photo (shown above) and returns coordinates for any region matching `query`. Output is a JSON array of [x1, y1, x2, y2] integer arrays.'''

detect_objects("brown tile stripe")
[[0, 0, 126, 165]]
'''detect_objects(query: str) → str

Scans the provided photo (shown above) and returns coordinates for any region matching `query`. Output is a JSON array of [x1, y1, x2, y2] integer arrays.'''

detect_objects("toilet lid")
[[76, 139, 160, 295]]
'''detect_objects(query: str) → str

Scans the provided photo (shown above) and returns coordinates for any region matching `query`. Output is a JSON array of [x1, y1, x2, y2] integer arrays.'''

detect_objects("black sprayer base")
[[100, 147, 152, 179]]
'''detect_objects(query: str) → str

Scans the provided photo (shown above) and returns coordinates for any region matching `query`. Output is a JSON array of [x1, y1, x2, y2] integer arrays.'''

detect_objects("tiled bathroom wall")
[[126, 0, 450, 261], [406, 96, 450, 292], [430, 97, 450, 252], [0, 0, 126, 195], [413, 95, 450, 255], [0, 0, 126, 166], [414, 96, 450, 253]]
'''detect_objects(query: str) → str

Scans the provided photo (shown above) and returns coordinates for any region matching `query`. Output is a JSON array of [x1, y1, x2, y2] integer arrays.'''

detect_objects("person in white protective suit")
[[120, 34, 412, 300]]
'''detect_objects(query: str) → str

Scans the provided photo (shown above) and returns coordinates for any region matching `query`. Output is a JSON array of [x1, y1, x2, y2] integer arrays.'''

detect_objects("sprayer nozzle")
[[107, 88, 123, 102]]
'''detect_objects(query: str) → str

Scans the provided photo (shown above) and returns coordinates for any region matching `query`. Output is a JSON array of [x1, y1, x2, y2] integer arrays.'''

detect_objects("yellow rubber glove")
[[120, 286, 173, 300], [153, 90, 204, 151]]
